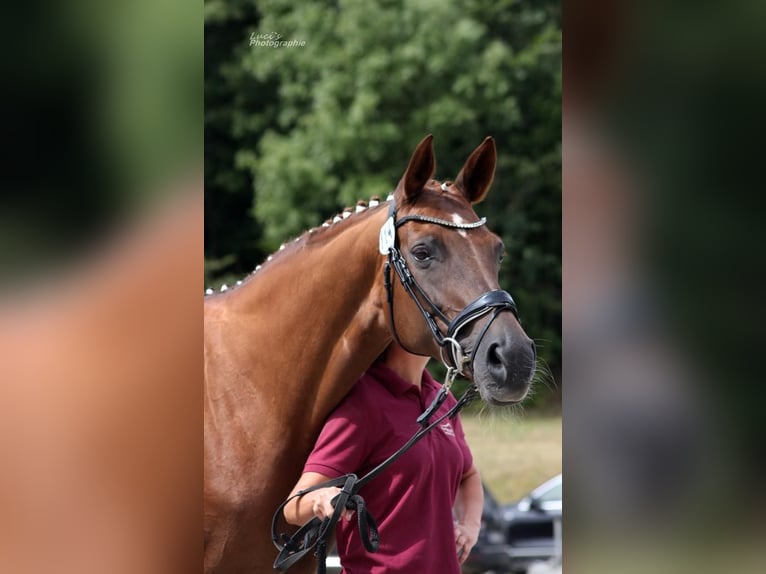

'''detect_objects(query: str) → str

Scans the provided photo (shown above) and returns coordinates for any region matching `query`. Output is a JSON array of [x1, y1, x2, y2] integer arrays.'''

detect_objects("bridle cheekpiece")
[[380, 196, 520, 385]]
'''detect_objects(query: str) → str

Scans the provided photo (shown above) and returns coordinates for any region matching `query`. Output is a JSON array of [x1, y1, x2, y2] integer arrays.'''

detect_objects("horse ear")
[[455, 137, 497, 204], [396, 134, 436, 203]]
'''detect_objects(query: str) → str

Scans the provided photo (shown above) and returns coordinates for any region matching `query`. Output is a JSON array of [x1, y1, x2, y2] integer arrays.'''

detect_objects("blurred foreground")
[[565, 0, 766, 572], [0, 1, 202, 573], [0, 187, 203, 574]]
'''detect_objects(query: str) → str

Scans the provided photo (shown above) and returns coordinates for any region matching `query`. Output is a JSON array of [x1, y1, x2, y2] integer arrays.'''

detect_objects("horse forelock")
[[401, 179, 480, 221]]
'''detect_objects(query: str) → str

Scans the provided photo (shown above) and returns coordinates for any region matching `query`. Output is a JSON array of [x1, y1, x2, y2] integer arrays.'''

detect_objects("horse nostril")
[[487, 342, 504, 368], [530, 340, 537, 360]]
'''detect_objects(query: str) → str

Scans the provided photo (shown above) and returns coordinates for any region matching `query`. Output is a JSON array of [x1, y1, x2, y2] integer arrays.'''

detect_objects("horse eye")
[[411, 246, 432, 261]]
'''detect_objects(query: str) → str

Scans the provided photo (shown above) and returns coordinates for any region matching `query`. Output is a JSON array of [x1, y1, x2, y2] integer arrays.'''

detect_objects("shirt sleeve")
[[303, 390, 371, 478], [451, 412, 474, 475]]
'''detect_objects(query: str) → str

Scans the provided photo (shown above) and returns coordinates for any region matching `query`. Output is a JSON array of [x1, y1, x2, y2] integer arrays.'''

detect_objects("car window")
[[537, 483, 561, 504]]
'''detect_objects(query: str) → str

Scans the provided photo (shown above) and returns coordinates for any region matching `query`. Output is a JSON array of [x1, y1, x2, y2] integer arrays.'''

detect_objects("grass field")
[[461, 412, 562, 503]]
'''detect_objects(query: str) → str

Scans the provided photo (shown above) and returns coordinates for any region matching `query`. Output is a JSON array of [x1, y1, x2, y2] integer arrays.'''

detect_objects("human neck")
[[382, 344, 430, 388]]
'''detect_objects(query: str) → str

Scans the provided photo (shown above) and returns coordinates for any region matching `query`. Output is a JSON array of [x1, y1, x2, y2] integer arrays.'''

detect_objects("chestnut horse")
[[204, 136, 536, 574]]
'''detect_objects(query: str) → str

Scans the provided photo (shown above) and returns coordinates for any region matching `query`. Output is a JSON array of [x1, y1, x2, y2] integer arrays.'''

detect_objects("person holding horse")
[[284, 341, 483, 573], [206, 135, 535, 574]]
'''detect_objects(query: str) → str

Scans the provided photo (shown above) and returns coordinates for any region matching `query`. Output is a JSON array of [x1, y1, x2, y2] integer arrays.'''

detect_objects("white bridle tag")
[[378, 216, 396, 254]]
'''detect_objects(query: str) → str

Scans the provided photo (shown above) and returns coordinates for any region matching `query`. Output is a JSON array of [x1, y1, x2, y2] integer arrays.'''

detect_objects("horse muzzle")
[[472, 324, 536, 404]]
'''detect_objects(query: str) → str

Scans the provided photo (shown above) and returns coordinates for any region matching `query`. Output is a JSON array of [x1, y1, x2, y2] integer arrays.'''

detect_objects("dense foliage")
[[205, 0, 561, 402]]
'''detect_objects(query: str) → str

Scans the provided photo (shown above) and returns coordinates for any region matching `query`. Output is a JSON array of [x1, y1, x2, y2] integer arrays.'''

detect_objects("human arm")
[[284, 384, 372, 527], [453, 463, 483, 564], [283, 471, 355, 526]]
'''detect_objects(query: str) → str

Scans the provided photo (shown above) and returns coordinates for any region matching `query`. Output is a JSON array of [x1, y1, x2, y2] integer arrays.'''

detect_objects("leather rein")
[[271, 198, 520, 573]]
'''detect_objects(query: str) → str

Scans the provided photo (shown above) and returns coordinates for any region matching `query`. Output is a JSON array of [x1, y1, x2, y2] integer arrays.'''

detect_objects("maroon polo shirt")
[[303, 361, 473, 574]]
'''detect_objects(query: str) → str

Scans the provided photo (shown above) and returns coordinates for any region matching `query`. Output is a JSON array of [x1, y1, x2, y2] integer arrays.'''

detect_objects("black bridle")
[[271, 197, 522, 573], [381, 198, 519, 376]]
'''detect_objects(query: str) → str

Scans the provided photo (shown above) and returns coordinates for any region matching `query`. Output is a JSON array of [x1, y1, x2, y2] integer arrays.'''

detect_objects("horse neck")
[[224, 207, 391, 430]]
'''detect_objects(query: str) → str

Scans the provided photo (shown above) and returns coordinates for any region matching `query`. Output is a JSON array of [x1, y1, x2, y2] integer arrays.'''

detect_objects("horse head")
[[383, 134, 536, 404]]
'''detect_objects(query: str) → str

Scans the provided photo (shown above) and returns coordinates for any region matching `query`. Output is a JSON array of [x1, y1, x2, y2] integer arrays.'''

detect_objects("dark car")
[[503, 474, 562, 573], [328, 476, 562, 574]]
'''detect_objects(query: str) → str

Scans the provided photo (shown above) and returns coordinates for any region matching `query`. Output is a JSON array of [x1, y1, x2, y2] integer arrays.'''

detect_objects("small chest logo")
[[439, 421, 455, 437]]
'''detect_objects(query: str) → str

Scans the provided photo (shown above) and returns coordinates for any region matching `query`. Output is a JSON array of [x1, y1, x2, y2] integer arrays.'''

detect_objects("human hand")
[[454, 520, 480, 564], [310, 487, 354, 521]]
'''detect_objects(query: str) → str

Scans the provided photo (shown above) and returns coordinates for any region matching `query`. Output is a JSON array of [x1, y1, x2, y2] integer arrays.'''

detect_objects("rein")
[[271, 376, 479, 573], [271, 197, 521, 573]]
